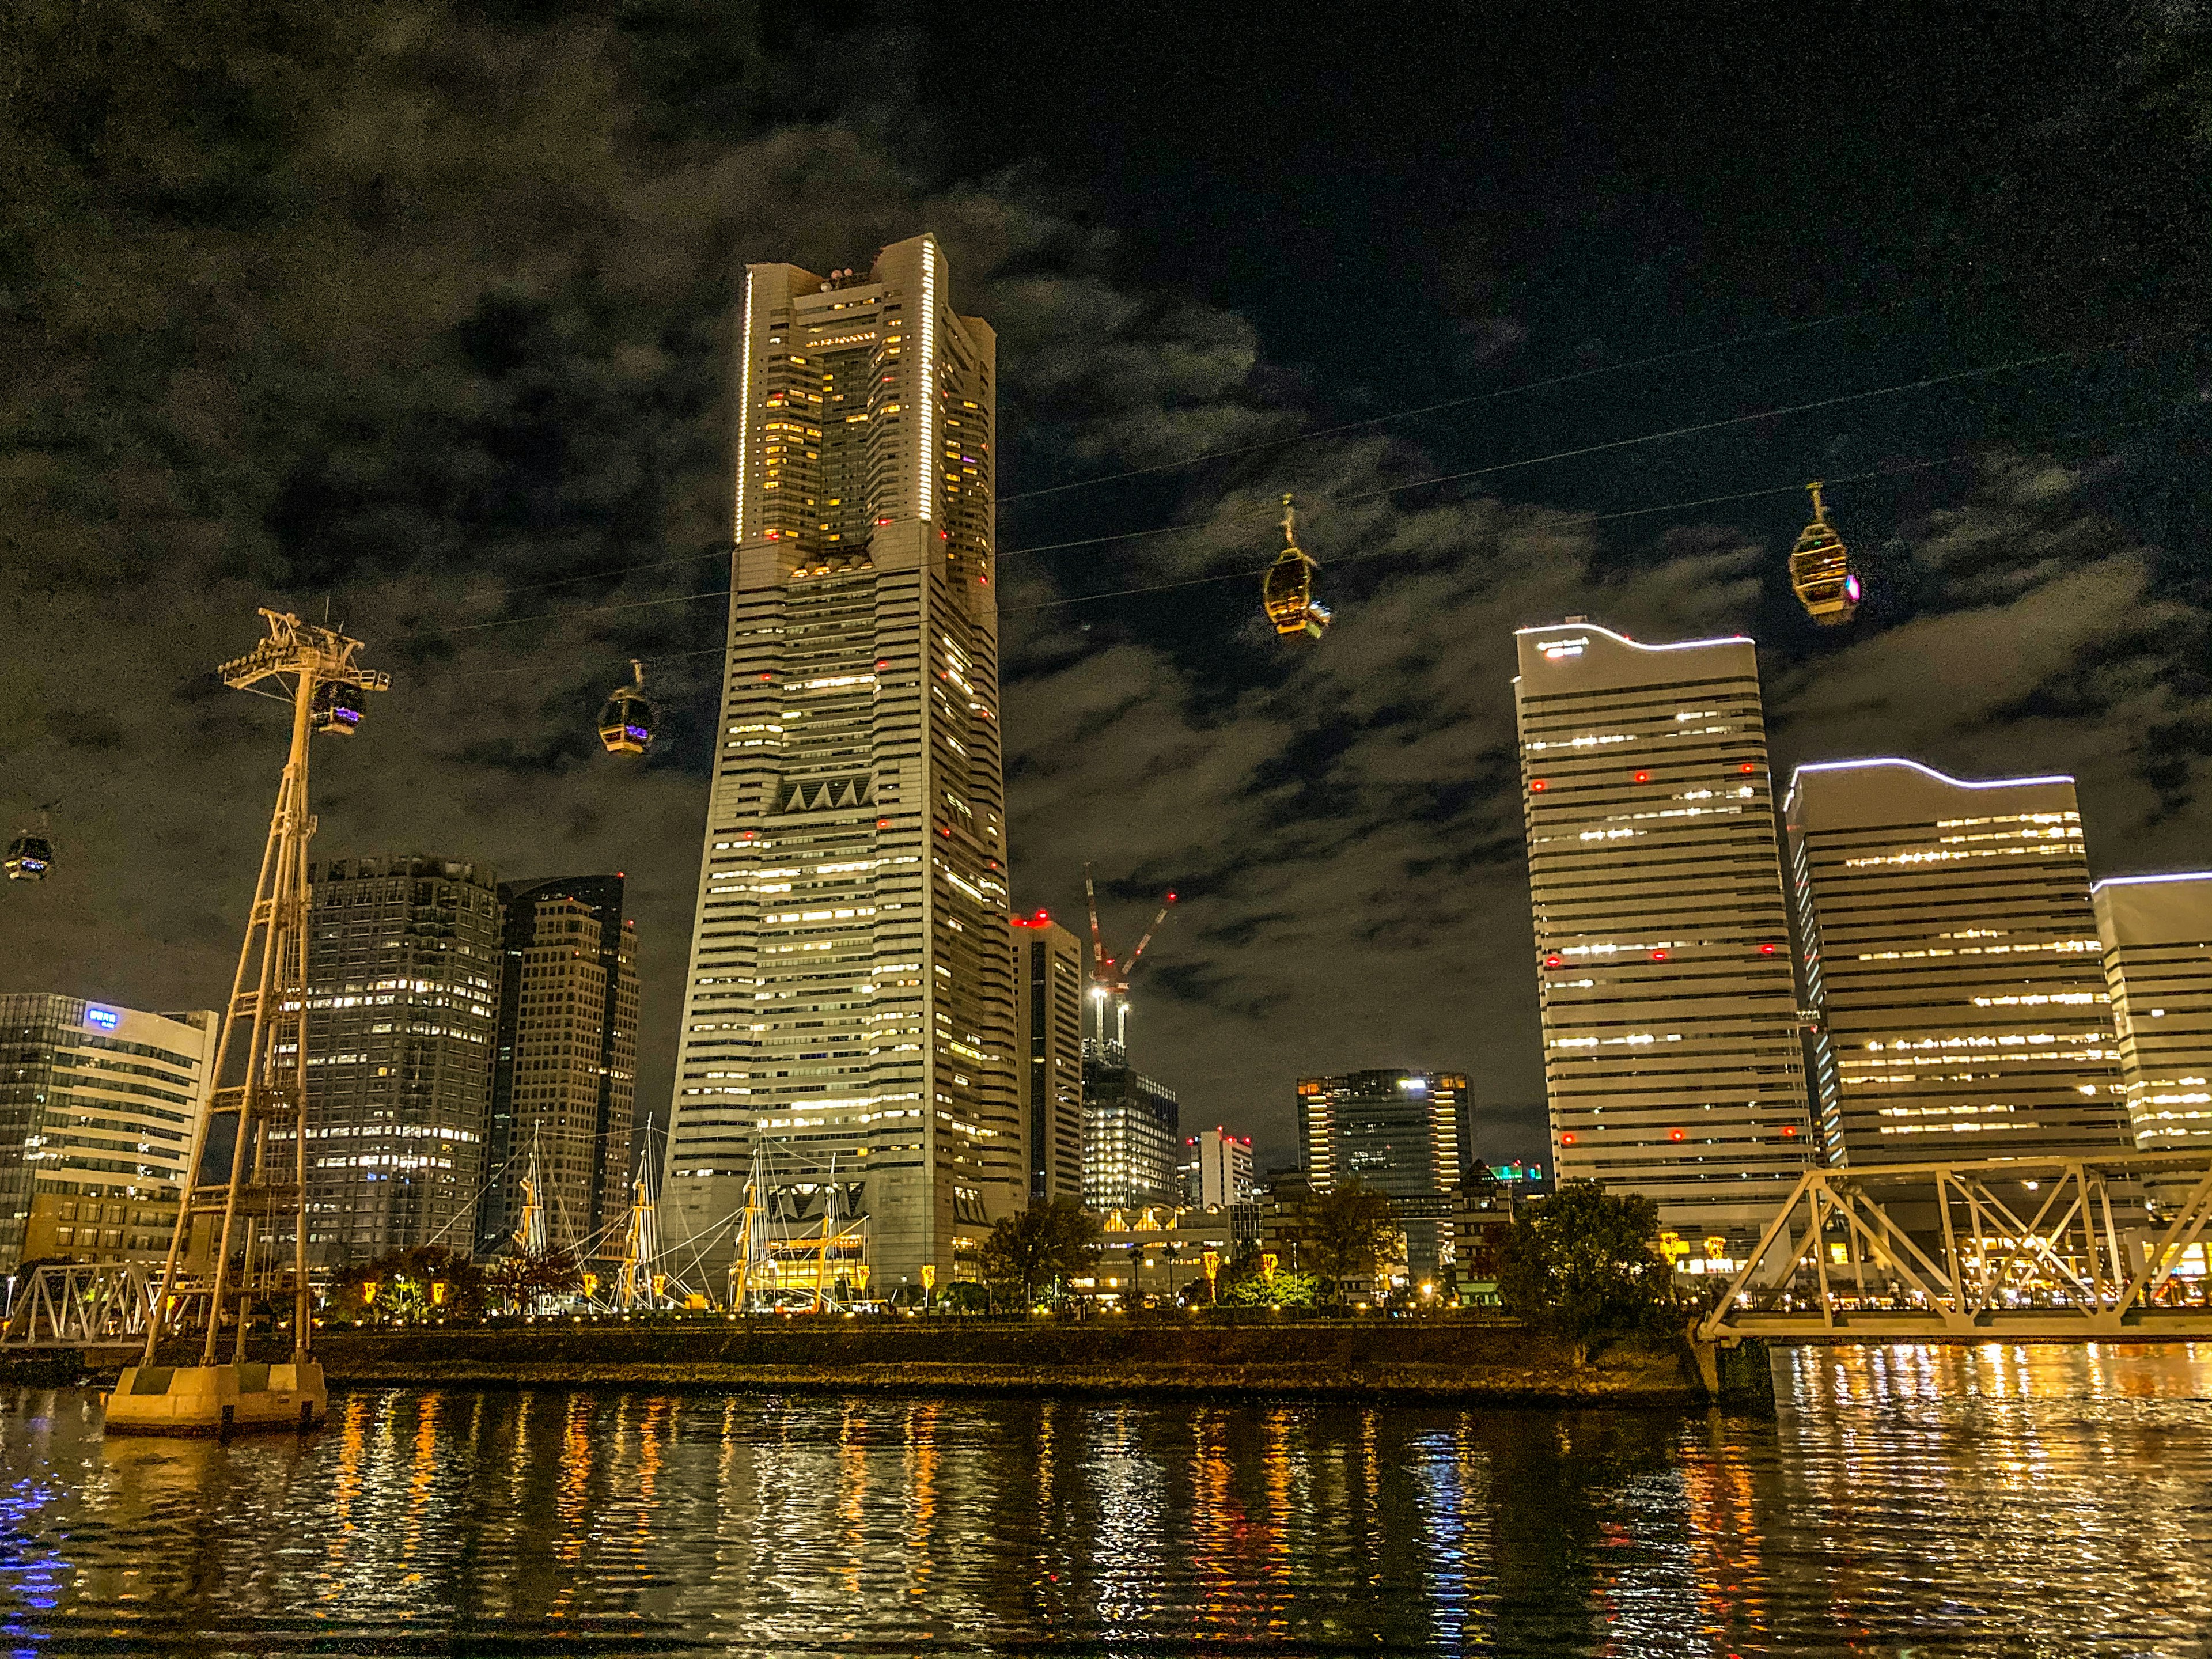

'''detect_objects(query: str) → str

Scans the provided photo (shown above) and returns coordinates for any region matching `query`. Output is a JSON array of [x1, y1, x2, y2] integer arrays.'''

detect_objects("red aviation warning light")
[[1633, 770, 1651, 783]]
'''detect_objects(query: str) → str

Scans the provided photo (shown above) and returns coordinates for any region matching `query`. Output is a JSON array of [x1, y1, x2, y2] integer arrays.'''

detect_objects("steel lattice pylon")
[[139, 611, 389, 1373]]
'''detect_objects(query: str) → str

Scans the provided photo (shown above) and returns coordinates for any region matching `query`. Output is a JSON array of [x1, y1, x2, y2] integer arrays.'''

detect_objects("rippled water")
[[3, 1346, 2211, 1656]]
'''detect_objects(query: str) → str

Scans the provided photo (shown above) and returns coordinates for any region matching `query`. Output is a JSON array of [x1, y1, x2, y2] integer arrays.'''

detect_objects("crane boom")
[[1083, 862, 1108, 980], [1122, 895, 1177, 982]]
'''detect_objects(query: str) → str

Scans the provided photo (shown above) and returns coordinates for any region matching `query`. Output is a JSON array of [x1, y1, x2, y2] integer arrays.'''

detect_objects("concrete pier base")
[[103, 1360, 326, 1437], [1690, 1335, 1775, 1408]]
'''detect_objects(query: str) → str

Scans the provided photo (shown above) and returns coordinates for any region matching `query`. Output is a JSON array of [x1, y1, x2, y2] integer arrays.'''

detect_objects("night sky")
[[3, 0, 2206, 1176]]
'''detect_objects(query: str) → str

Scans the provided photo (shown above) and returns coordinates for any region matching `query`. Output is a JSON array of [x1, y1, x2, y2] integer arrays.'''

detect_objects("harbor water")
[[3, 1344, 2211, 1656]]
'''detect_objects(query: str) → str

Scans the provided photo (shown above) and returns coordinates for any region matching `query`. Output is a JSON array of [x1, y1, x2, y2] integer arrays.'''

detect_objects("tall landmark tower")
[[1513, 622, 1812, 1248], [662, 235, 1020, 1296]]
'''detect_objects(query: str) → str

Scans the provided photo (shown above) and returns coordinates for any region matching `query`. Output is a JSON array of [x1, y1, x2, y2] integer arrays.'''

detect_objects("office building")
[[1787, 760, 2128, 1164], [1298, 1070, 1464, 1196], [2093, 871, 2212, 1153], [1297, 1069, 1465, 1277], [480, 876, 642, 1260], [1012, 912, 1084, 1204], [662, 234, 1020, 1294], [0, 996, 217, 1272], [1082, 1052, 1181, 1211], [1181, 1124, 1256, 1209], [303, 856, 503, 1266], [1514, 621, 1813, 1244]]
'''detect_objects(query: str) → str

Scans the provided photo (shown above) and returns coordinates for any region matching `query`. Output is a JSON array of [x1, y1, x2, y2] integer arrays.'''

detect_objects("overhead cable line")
[[993, 306, 1887, 505], [401, 335, 2177, 655], [990, 244, 2187, 508], [997, 340, 2137, 560], [392, 307, 1888, 608], [1002, 411, 2179, 616]]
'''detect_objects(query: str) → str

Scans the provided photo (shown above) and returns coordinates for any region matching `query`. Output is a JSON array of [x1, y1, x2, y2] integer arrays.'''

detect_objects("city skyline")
[[1, 2, 2203, 1193]]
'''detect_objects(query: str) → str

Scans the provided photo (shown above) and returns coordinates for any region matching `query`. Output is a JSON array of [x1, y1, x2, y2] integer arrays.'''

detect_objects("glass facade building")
[[1786, 760, 2128, 1164], [0, 995, 215, 1272], [480, 876, 641, 1262], [1297, 1070, 1463, 1197], [1297, 1069, 1464, 1278], [2092, 871, 2212, 1154], [1514, 622, 1812, 1245], [661, 236, 1020, 1294], [1081, 1049, 1181, 1212], [302, 856, 503, 1266]]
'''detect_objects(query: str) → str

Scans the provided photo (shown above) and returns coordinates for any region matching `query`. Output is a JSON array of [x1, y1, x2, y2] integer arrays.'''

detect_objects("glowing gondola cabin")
[[1262, 493, 1332, 642], [310, 680, 367, 737], [4, 832, 54, 882], [598, 660, 656, 756], [1789, 480, 1863, 626]]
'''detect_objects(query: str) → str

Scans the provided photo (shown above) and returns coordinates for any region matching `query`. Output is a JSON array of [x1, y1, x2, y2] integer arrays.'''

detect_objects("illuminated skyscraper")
[[480, 876, 641, 1261], [2092, 871, 2212, 1153], [303, 856, 503, 1264], [1297, 1070, 1464, 1196], [1786, 760, 2128, 1163], [661, 235, 1018, 1294], [0, 996, 216, 1272], [1012, 912, 1083, 1203], [1514, 622, 1812, 1244], [1082, 1054, 1180, 1211], [1297, 1069, 1465, 1278]]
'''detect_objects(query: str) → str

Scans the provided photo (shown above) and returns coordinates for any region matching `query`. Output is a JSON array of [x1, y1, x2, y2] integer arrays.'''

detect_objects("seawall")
[[314, 1318, 1742, 1404]]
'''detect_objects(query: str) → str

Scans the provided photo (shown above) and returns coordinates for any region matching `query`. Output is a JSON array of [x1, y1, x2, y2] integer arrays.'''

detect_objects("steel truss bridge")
[[3, 1263, 158, 1350], [1699, 1151, 2212, 1344]]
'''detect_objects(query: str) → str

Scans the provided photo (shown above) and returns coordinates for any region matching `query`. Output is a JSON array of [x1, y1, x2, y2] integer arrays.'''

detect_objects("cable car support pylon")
[[108, 609, 388, 1435]]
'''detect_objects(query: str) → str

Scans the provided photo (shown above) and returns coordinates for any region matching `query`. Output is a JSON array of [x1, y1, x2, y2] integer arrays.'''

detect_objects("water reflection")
[[0, 1345, 2207, 1656]]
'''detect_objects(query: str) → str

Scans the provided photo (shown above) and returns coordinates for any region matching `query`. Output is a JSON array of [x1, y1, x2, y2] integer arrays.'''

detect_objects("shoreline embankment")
[[296, 1317, 1772, 1406]]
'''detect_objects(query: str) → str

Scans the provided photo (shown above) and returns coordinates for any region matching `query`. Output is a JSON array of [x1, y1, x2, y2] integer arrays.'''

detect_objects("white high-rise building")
[[1786, 760, 2128, 1164], [1513, 621, 1813, 1245], [2093, 871, 2212, 1153], [1181, 1124, 1256, 1210], [662, 235, 1020, 1295]]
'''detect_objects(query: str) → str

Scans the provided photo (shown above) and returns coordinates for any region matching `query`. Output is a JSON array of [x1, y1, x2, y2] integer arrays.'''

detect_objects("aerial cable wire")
[[416, 339, 2127, 645], [418, 395, 2184, 668], [990, 246, 2188, 507], [997, 338, 2154, 560], [993, 305, 1892, 505], [1001, 408, 2183, 616], [428, 259, 2153, 608]]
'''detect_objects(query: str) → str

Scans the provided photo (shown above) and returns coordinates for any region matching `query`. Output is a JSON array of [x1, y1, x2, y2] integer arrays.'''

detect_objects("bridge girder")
[[1698, 1150, 2212, 1345]]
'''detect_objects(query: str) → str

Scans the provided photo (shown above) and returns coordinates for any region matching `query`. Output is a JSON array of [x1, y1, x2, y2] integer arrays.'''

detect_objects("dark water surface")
[[4, 1346, 2212, 1656]]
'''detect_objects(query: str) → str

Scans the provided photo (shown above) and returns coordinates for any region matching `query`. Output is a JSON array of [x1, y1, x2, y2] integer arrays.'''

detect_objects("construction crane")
[[1082, 862, 1180, 1056]]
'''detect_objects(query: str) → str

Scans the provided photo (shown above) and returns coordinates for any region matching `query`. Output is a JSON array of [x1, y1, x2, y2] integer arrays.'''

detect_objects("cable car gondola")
[[310, 680, 368, 737], [1789, 480, 1862, 626], [1262, 494, 1332, 642], [6, 802, 58, 882], [598, 660, 656, 756]]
